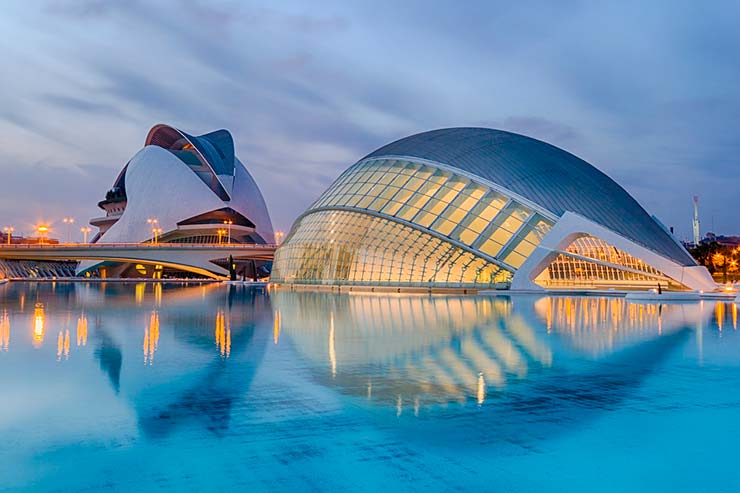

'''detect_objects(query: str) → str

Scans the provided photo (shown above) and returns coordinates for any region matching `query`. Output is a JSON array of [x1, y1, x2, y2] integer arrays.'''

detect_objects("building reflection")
[[272, 290, 712, 417], [272, 291, 554, 408], [533, 296, 713, 356]]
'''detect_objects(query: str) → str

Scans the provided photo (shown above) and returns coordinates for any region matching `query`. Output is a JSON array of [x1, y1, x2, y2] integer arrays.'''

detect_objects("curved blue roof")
[[364, 127, 694, 266]]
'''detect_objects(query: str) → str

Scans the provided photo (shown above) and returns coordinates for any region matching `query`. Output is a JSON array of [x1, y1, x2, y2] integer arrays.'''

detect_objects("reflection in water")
[[273, 310, 280, 345], [272, 291, 711, 422], [534, 296, 711, 356], [273, 291, 556, 407], [215, 309, 231, 358], [56, 329, 70, 361], [143, 311, 160, 365], [32, 303, 44, 348], [76, 314, 87, 346], [0, 310, 8, 351], [135, 283, 145, 305]]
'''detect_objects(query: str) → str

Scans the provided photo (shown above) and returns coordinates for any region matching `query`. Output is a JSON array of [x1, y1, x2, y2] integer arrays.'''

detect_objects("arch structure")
[[82, 124, 274, 278], [272, 128, 715, 292]]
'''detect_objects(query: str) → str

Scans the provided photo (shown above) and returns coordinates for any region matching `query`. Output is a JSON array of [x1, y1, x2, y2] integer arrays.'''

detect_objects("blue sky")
[[1, 0, 739, 240]]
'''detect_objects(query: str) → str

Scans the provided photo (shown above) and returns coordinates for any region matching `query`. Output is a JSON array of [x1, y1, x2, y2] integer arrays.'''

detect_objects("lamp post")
[[217, 228, 226, 245], [62, 217, 75, 243], [151, 227, 162, 245], [80, 226, 91, 244], [3, 227, 14, 245], [223, 220, 233, 244], [275, 230, 284, 245], [37, 225, 49, 246], [147, 218, 159, 245]]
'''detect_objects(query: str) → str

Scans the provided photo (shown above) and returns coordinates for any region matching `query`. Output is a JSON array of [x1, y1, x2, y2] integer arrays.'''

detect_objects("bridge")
[[0, 243, 277, 279]]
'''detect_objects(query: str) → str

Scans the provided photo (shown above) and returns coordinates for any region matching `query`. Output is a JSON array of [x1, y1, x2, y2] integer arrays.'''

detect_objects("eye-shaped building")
[[82, 124, 274, 278], [272, 128, 714, 291]]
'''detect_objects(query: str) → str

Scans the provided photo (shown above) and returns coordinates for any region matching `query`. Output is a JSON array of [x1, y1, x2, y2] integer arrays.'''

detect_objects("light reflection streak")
[[273, 310, 280, 345], [32, 303, 44, 348], [215, 309, 231, 358], [0, 310, 9, 351], [76, 313, 87, 346], [143, 311, 159, 365], [329, 312, 336, 378], [477, 373, 486, 405]]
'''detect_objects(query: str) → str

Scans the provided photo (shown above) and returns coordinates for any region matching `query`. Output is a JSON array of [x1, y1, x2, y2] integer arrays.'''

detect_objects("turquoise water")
[[0, 282, 739, 492]]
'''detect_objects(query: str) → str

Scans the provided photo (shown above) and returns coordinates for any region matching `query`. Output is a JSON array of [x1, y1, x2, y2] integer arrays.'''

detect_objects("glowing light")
[[215, 309, 231, 358], [329, 312, 336, 378], [3, 226, 14, 245], [135, 283, 145, 304], [0, 310, 8, 351], [57, 330, 63, 360], [716, 303, 725, 332], [143, 311, 160, 364], [273, 310, 281, 345], [32, 303, 44, 348], [477, 373, 486, 405], [76, 313, 87, 346]]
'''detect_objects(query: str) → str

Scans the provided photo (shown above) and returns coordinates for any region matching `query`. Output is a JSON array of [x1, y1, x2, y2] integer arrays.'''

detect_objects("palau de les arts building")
[[80, 124, 274, 279], [272, 128, 715, 292]]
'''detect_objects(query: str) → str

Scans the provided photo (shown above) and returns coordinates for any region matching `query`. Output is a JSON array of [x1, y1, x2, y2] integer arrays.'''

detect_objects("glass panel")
[[272, 209, 512, 288]]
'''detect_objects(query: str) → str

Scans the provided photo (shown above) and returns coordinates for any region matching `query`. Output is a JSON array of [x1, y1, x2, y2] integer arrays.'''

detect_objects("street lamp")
[[36, 225, 49, 245], [275, 230, 285, 245], [80, 226, 92, 244], [151, 227, 163, 245], [3, 226, 14, 245], [62, 217, 75, 243], [223, 220, 233, 244], [217, 228, 226, 245], [147, 218, 160, 245]]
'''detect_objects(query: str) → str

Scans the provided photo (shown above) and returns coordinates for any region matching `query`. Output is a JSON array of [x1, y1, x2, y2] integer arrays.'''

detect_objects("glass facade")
[[534, 235, 684, 289], [273, 157, 683, 290], [272, 210, 511, 288], [273, 157, 562, 289]]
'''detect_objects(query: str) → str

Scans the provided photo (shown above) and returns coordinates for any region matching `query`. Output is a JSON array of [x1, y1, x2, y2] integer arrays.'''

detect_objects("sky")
[[0, 0, 739, 241]]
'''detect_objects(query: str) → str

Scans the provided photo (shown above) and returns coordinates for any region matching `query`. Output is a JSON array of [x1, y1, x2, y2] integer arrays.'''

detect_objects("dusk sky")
[[1, 0, 739, 241]]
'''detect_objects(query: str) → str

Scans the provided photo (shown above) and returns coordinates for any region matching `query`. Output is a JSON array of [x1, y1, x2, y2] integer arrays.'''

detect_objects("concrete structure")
[[81, 124, 274, 278], [0, 244, 275, 279], [272, 128, 715, 291]]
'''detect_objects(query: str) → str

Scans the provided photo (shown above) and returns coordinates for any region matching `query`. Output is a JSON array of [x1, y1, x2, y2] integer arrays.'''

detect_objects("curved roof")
[[364, 127, 694, 266], [146, 124, 235, 200]]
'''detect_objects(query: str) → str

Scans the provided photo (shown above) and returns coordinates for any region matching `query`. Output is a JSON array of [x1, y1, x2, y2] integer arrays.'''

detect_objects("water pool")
[[0, 282, 738, 491]]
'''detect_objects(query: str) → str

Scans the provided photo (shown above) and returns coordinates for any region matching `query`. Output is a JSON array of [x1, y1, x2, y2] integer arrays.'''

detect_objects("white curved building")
[[272, 128, 715, 291], [82, 124, 274, 278]]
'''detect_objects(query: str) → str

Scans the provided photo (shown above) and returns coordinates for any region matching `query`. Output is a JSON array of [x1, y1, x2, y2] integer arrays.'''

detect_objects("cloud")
[[1, 0, 739, 238]]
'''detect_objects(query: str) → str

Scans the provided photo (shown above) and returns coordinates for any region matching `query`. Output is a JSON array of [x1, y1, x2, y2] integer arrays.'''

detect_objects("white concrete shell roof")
[[81, 125, 274, 274]]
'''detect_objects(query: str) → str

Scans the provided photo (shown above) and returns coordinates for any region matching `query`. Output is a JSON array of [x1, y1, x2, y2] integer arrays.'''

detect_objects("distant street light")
[[80, 226, 92, 244], [223, 220, 233, 244], [151, 227, 163, 245], [37, 225, 49, 245], [217, 228, 226, 245], [62, 217, 75, 243], [275, 230, 285, 245], [3, 227, 14, 246], [147, 218, 160, 245]]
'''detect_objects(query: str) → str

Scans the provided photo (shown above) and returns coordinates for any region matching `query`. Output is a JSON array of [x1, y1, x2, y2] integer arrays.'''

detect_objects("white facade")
[[80, 125, 274, 277]]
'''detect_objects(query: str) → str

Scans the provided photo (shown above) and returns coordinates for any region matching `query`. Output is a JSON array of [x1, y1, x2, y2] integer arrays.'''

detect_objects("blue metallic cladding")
[[181, 128, 235, 176], [364, 127, 695, 267]]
